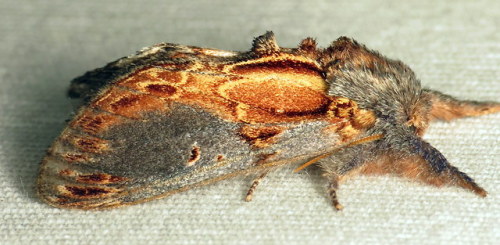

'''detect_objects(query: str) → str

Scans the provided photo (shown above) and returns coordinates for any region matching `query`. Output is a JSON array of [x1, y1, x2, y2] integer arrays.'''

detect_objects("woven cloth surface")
[[1, 0, 499, 244]]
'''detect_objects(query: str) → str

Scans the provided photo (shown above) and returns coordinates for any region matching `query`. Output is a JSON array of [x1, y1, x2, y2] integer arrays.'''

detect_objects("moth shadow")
[[4, 65, 76, 204], [302, 165, 331, 204]]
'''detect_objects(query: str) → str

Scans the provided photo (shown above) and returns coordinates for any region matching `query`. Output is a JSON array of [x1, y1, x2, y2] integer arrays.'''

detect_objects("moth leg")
[[326, 174, 343, 210], [245, 171, 269, 202], [424, 89, 500, 121]]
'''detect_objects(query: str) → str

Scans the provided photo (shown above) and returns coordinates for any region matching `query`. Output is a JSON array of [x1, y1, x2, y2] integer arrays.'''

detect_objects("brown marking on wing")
[[328, 97, 357, 118], [230, 59, 321, 76], [239, 125, 286, 148], [46, 197, 123, 209], [154, 70, 187, 83], [216, 154, 225, 162], [186, 146, 201, 166], [323, 98, 377, 142], [59, 169, 76, 176], [92, 87, 169, 118], [224, 53, 326, 92], [64, 135, 110, 154], [76, 173, 128, 184], [352, 109, 377, 129], [234, 103, 330, 124], [339, 125, 362, 142], [119, 67, 187, 88], [176, 72, 240, 119], [156, 62, 192, 70], [58, 169, 127, 185], [117, 67, 188, 100], [57, 185, 119, 199], [170, 52, 190, 59], [61, 153, 91, 163], [146, 84, 177, 96], [70, 109, 123, 135], [255, 152, 279, 165], [192, 47, 237, 57]]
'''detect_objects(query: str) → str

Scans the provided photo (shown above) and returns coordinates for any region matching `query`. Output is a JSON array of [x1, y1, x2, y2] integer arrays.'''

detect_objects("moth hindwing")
[[38, 32, 500, 210]]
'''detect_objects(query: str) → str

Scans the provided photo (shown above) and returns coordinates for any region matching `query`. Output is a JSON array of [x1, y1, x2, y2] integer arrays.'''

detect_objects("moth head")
[[317, 37, 491, 198], [323, 37, 433, 136], [405, 92, 433, 136]]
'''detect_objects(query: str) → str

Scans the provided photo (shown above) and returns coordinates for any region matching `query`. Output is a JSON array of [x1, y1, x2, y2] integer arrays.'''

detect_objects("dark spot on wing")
[[186, 146, 201, 166]]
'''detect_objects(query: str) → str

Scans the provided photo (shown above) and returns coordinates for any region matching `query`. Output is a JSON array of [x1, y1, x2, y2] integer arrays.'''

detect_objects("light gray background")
[[1, 0, 499, 244]]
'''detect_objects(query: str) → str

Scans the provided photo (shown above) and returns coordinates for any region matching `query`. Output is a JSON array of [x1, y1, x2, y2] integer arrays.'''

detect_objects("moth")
[[37, 31, 500, 210]]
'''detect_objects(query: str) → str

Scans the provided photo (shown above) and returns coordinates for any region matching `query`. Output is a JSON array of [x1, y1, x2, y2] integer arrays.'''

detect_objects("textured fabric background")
[[1, 0, 499, 244]]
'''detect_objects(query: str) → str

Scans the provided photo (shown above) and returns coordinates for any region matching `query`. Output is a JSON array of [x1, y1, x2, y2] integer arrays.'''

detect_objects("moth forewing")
[[37, 31, 500, 210]]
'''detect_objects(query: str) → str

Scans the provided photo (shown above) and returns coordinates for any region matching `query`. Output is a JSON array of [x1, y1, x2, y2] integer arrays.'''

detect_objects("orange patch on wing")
[[235, 104, 280, 123], [180, 89, 240, 121], [120, 67, 237, 122], [105, 56, 333, 124], [221, 80, 328, 114], [215, 54, 332, 123], [92, 87, 169, 118], [118, 67, 187, 93], [173, 72, 241, 120]]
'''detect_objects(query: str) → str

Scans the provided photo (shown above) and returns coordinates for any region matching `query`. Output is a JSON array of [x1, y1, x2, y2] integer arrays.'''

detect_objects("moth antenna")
[[252, 31, 280, 56], [293, 152, 332, 173], [294, 134, 383, 173], [424, 89, 500, 121]]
